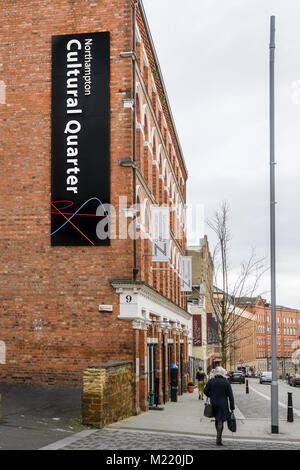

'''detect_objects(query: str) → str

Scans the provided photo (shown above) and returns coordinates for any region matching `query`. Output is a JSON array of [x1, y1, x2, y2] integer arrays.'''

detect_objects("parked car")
[[259, 371, 272, 384], [290, 374, 300, 387], [228, 371, 245, 384]]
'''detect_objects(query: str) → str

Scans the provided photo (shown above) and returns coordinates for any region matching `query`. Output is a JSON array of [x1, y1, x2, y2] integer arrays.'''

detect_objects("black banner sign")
[[51, 32, 110, 246]]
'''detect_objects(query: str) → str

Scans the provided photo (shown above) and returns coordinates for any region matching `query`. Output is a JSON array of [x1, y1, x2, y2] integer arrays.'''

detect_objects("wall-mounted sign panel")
[[151, 206, 170, 262], [51, 32, 110, 246], [181, 256, 192, 292], [99, 305, 113, 312], [193, 315, 202, 346]]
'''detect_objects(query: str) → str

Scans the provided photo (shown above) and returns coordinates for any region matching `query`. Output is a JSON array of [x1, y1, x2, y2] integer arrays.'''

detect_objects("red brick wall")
[[0, 0, 189, 388], [0, 0, 135, 386], [134, 6, 188, 311], [241, 298, 300, 361]]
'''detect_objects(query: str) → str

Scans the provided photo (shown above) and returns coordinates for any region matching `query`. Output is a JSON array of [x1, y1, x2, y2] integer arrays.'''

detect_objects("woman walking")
[[196, 367, 207, 400], [204, 366, 235, 446]]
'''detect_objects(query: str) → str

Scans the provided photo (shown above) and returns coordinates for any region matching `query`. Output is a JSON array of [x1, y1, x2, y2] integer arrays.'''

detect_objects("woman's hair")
[[213, 366, 227, 377]]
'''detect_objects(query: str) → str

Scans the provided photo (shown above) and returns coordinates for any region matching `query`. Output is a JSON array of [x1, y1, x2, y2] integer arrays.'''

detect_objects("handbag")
[[203, 398, 214, 418], [227, 411, 236, 432]]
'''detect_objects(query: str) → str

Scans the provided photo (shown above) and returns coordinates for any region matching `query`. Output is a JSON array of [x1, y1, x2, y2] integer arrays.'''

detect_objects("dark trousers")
[[215, 419, 224, 443]]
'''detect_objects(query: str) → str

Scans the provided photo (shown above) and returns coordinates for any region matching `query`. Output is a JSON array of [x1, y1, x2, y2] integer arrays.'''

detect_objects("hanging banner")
[[51, 32, 110, 246], [151, 206, 170, 262], [215, 318, 218, 344], [207, 312, 213, 344], [180, 256, 192, 291], [212, 316, 216, 344], [193, 315, 202, 346]]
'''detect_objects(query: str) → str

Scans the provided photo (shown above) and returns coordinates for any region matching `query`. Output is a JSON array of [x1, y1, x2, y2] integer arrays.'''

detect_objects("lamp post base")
[[271, 425, 279, 434]]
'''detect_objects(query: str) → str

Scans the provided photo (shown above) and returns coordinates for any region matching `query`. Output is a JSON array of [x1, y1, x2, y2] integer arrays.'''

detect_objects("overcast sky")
[[143, 0, 300, 309]]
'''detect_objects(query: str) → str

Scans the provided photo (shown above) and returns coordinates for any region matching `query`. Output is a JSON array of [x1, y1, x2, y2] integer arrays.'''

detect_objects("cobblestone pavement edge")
[[41, 428, 300, 451]]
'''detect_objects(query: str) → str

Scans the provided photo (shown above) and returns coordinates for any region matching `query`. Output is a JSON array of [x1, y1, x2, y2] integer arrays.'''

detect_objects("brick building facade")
[[226, 307, 257, 371], [237, 296, 300, 374], [187, 237, 221, 375], [0, 0, 192, 413]]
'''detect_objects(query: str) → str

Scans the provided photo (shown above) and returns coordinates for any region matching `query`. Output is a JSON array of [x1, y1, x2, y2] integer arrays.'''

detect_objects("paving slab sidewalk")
[[107, 388, 300, 442]]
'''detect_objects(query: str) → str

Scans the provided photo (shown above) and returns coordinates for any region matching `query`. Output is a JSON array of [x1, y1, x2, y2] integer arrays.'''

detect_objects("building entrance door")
[[161, 336, 166, 404], [168, 343, 173, 398], [147, 344, 156, 406], [180, 343, 184, 394]]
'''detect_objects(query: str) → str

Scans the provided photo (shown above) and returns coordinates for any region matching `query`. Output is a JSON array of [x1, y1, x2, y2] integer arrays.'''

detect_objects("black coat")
[[204, 376, 235, 421]]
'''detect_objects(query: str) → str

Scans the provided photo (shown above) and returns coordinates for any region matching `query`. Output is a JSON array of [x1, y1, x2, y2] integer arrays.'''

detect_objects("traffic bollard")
[[246, 379, 249, 394], [287, 392, 294, 422]]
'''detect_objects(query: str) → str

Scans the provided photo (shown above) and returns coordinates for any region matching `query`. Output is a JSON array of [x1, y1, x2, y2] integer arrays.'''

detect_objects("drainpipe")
[[132, 0, 139, 281]]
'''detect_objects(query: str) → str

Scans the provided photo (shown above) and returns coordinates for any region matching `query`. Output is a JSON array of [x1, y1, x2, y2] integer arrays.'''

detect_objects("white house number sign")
[[120, 292, 137, 304]]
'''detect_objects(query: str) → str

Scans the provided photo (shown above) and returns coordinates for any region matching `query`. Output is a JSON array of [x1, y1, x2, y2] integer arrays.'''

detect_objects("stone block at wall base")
[[82, 360, 133, 428]]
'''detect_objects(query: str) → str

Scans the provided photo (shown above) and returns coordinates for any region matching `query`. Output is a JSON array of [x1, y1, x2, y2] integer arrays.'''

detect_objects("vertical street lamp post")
[[269, 15, 279, 434]]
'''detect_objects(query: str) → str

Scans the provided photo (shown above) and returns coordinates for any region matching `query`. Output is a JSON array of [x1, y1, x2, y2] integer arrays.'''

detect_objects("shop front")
[[110, 279, 192, 412]]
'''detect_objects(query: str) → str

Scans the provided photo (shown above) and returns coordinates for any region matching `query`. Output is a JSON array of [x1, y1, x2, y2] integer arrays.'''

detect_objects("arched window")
[[144, 110, 150, 143], [136, 89, 142, 124], [136, 186, 144, 228]]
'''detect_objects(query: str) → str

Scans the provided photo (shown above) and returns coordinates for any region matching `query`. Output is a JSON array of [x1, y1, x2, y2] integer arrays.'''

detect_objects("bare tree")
[[207, 201, 267, 369]]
